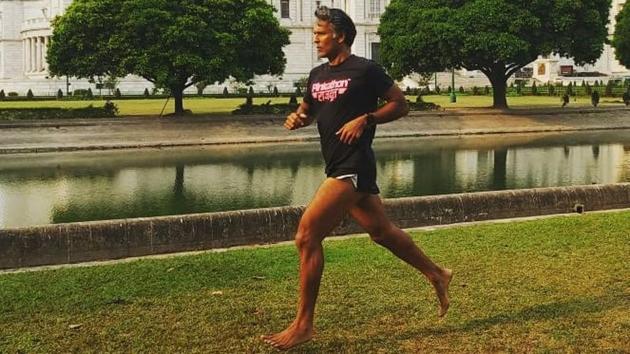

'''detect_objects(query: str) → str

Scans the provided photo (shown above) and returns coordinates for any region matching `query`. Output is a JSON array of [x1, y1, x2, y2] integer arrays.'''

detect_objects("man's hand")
[[336, 115, 368, 145], [284, 112, 310, 130]]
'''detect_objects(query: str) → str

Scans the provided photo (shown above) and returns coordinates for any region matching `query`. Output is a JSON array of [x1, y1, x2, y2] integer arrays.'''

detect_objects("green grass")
[[1, 95, 626, 117], [422, 94, 627, 109], [1, 211, 628, 353], [0, 97, 290, 116]]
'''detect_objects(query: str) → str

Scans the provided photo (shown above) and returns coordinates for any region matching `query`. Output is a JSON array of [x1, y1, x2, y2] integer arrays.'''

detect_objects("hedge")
[[0, 103, 118, 120]]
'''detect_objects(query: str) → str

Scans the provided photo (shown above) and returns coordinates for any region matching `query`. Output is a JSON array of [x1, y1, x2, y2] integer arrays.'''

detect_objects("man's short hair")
[[314, 6, 357, 47]]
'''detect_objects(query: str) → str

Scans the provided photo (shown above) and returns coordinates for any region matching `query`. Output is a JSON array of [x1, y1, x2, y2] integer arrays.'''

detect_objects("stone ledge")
[[1, 183, 629, 270]]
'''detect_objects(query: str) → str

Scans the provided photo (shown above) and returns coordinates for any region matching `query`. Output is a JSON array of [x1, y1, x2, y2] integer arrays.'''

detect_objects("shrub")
[[548, 84, 555, 96], [459, 86, 465, 94], [289, 94, 298, 105], [0, 90, 4, 100], [144, 88, 150, 97], [248, 86, 254, 96], [87, 88, 94, 99], [623, 90, 630, 106], [531, 82, 538, 96], [56, 89, 63, 99], [472, 86, 479, 95], [114, 88, 121, 98], [484, 86, 490, 95], [585, 83, 592, 95], [245, 95, 253, 106], [223, 87, 229, 96], [296, 86, 302, 96], [605, 81, 614, 97], [566, 82, 573, 96], [273, 86, 279, 97], [0, 103, 118, 120], [435, 85, 441, 94], [26, 89, 34, 99], [591, 91, 600, 107], [232, 100, 297, 115], [447, 86, 452, 93]]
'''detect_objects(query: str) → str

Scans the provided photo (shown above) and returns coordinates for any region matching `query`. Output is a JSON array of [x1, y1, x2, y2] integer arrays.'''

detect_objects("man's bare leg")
[[349, 195, 453, 317], [261, 178, 363, 350]]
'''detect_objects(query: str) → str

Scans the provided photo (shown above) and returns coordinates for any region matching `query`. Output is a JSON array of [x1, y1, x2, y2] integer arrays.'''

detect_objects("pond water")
[[0, 130, 628, 228]]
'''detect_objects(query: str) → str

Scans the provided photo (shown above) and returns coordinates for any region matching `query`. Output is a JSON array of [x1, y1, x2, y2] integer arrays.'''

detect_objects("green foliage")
[[26, 89, 34, 100], [548, 83, 555, 96], [48, 0, 290, 114], [585, 82, 592, 95], [144, 88, 150, 97], [56, 89, 63, 99], [380, 0, 611, 107], [273, 86, 279, 97], [0, 102, 118, 120], [613, 2, 630, 68], [114, 88, 122, 98], [232, 99, 296, 115], [196, 81, 208, 96], [223, 87, 229, 96], [484, 86, 490, 95], [295, 86, 302, 96], [248, 86, 255, 96], [435, 85, 441, 94], [566, 82, 574, 96], [0, 90, 4, 100], [605, 80, 614, 96], [459, 86, 465, 94], [591, 90, 600, 106], [531, 82, 538, 96]]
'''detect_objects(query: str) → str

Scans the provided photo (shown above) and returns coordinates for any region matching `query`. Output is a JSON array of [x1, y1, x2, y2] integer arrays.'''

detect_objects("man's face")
[[313, 20, 342, 59]]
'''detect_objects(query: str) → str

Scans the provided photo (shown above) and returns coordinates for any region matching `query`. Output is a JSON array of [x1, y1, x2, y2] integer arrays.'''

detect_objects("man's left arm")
[[336, 85, 409, 145]]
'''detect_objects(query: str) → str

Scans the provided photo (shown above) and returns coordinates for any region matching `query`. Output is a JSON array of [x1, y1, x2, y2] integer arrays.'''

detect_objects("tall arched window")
[[281, 0, 290, 18]]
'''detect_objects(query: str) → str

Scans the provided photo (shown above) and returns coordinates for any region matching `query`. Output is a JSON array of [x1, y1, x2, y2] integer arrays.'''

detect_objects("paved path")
[[2, 107, 630, 154]]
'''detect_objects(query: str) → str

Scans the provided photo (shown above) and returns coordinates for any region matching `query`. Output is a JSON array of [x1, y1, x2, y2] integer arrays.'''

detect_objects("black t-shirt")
[[304, 55, 394, 178]]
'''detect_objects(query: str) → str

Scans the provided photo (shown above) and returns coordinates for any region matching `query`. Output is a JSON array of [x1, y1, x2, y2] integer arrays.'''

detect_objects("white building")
[[0, 0, 627, 96]]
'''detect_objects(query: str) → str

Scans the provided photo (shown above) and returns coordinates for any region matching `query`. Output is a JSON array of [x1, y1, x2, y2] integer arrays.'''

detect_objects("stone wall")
[[1, 184, 629, 270]]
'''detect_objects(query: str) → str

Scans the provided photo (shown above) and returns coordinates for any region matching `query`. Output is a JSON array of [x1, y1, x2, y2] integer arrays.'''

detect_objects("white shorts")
[[335, 174, 358, 190]]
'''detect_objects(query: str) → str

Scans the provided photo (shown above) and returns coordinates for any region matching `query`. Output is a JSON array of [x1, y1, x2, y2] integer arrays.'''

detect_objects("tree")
[[379, 0, 611, 108], [144, 88, 150, 97], [57, 89, 64, 99], [613, 2, 630, 68], [48, 0, 290, 115], [27, 89, 34, 99]]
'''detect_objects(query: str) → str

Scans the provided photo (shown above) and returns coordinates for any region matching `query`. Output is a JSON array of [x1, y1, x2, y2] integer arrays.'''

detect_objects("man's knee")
[[367, 223, 396, 246], [295, 223, 321, 250]]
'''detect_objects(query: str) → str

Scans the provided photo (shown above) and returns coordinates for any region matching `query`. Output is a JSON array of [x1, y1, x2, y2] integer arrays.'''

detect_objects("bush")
[[114, 88, 122, 98], [248, 86, 254, 96], [459, 86, 465, 94], [623, 91, 630, 106], [472, 86, 480, 95], [295, 87, 302, 96], [273, 86, 279, 97], [87, 88, 94, 99], [585, 83, 592, 95], [0, 102, 118, 121], [223, 87, 229, 96], [144, 88, 150, 97], [26, 89, 34, 100], [566, 82, 573, 96], [0, 90, 4, 100], [435, 85, 441, 94], [484, 86, 490, 95], [591, 91, 600, 107], [56, 89, 63, 99], [548, 84, 555, 96], [245, 95, 253, 106], [232, 100, 297, 115], [289, 94, 298, 105], [407, 98, 441, 111], [605, 81, 614, 97], [531, 82, 538, 96]]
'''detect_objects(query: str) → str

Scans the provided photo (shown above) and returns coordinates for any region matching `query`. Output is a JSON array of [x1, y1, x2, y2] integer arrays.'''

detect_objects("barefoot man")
[[262, 6, 452, 350]]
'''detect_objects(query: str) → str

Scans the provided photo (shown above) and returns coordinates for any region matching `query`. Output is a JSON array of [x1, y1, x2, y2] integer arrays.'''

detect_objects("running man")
[[262, 6, 453, 350]]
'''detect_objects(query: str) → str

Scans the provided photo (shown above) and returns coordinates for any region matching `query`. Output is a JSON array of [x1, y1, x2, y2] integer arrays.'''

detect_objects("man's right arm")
[[284, 101, 313, 130]]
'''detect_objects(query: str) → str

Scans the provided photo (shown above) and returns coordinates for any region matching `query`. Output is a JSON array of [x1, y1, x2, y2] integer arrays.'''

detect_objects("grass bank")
[[1, 95, 627, 117], [0, 211, 628, 353]]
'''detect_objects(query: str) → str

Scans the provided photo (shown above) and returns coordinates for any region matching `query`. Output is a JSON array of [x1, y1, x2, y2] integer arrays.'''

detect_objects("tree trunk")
[[485, 69, 508, 109], [173, 87, 185, 115]]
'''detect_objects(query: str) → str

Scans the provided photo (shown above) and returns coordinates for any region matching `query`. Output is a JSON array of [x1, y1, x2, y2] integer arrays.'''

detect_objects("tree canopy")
[[379, 0, 611, 108], [48, 0, 290, 114], [612, 2, 630, 68]]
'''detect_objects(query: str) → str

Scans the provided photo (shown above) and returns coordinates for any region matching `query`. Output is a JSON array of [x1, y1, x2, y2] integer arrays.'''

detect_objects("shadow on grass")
[[415, 294, 625, 337]]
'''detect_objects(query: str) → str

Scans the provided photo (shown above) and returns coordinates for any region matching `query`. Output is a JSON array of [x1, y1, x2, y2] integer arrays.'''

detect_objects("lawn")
[[1, 211, 628, 353], [1, 95, 626, 117]]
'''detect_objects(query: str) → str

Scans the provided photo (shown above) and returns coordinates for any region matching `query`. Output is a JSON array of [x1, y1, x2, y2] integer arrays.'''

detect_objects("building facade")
[[0, 0, 627, 96]]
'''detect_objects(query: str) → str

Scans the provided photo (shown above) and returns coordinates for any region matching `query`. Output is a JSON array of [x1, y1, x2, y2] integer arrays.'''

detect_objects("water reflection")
[[0, 130, 629, 228]]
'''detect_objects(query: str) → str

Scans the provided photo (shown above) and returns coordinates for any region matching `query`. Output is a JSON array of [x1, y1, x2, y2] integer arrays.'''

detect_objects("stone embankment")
[[1, 107, 630, 154], [1, 184, 629, 270]]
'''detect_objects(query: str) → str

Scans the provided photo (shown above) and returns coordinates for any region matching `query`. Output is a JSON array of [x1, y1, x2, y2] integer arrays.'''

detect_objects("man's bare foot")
[[261, 321, 314, 350], [431, 268, 453, 317]]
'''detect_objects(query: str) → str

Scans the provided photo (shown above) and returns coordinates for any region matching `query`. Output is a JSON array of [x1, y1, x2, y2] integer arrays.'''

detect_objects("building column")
[[43, 36, 49, 72], [23, 39, 27, 74], [30, 37, 36, 73], [36, 37, 42, 72]]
